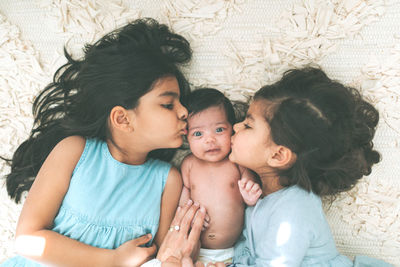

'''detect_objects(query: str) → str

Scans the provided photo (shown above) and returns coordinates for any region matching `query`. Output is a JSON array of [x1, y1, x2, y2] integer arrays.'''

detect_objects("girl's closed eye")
[[244, 123, 251, 129], [161, 103, 174, 110]]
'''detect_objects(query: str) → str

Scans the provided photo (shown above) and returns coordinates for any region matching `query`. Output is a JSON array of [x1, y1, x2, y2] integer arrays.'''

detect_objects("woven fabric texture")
[[0, 0, 399, 265]]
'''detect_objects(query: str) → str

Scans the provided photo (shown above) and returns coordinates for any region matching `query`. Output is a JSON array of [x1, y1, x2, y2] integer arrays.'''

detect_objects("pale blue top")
[[2, 138, 171, 266], [233, 185, 353, 267]]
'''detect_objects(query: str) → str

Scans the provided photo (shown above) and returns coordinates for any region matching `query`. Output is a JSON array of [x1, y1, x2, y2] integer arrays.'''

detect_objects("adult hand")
[[113, 234, 157, 266], [157, 200, 206, 265]]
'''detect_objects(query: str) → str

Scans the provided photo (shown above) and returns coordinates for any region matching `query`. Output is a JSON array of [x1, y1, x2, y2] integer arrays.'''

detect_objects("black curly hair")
[[254, 67, 381, 196], [3, 18, 192, 203]]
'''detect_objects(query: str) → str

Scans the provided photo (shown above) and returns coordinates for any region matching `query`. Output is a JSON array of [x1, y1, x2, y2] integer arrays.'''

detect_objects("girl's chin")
[[228, 152, 236, 163]]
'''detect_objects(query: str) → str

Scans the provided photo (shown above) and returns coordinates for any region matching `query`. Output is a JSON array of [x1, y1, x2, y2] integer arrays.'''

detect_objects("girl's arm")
[[154, 166, 183, 248], [178, 155, 192, 207], [15, 136, 155, 266]]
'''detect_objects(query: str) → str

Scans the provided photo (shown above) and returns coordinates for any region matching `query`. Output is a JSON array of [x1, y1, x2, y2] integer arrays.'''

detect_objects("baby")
[[179, 88, 262, 264]]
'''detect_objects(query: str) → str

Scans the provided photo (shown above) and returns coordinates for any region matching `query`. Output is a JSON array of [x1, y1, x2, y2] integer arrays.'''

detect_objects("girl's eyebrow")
[[158, 91, 179, 98], [246, 114, 254, 121]]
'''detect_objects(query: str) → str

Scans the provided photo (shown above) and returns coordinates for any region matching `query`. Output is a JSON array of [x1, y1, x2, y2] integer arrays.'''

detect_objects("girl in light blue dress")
[[2, 18, 191, 266], [227, 67, 391, 266]]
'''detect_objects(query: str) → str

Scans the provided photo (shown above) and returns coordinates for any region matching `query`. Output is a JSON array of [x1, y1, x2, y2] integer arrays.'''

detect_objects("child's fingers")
[[143, 244, 157, 257], [132, 234, 152, 246], [238, 178, 247, 189], [250, 184, 260, 193], [257, 188, 262, 196], [245, 180, 253, 191], [240, 177, 249, 183], [238, 179, 244, 189]]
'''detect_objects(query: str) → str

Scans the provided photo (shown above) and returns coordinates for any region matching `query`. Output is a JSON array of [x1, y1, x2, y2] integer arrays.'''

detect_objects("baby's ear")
[[109, 106, 134, 132], [267, 145, 296, 169]]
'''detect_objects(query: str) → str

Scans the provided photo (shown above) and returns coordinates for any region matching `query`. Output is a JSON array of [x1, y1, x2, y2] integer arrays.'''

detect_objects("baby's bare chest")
[[189, 162, 242, 201]]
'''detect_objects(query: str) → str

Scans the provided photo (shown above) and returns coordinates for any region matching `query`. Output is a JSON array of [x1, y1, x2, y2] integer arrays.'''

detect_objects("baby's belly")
[[194, 194, 245, 249]]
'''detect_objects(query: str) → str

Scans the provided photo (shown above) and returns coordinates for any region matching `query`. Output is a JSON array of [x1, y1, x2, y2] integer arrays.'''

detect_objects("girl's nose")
[[178, 103, 188, 120], [233, 122, 241, 132]]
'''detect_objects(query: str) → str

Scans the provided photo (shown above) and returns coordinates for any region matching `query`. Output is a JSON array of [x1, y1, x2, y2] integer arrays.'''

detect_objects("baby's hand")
[[238, 178, 262, 206]]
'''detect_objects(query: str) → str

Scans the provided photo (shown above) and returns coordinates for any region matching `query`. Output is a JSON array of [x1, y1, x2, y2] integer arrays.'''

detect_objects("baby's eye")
[[193, 131, 202, 137], [162, 103, 174, 110], [216, 127, 224, 133]]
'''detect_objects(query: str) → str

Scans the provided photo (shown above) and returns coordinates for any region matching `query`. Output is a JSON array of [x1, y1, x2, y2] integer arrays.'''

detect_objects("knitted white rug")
[[0, 0, 399, 265]]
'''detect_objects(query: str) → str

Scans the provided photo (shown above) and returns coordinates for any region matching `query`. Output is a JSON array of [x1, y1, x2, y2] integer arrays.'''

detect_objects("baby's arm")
[[178, 155, 209, 233], [178, 155, 192, 207], [154, 167, 183, 248], [15, 136, 155, 266], [238, 166, 262, 206]]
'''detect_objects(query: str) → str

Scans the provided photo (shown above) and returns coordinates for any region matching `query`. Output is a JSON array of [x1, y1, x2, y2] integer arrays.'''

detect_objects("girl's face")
[[187, 106, 233, 163], [229, 100, 277, 172], [132, 76, 188, 150]]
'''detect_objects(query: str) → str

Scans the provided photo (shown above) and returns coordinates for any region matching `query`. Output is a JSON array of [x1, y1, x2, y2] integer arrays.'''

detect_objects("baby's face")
[[187, 106, 233, 162]]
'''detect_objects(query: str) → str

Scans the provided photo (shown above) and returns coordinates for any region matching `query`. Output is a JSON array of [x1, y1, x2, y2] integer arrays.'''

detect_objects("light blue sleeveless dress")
[[1, 138, 172, 266]]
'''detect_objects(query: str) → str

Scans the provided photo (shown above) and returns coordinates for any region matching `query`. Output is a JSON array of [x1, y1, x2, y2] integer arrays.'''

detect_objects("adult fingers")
[[181, 256, 195, 267], [187, 205, 206, 245], [170, 199, 193, 229], [180, 202, 201, 234], [205, 212, 210, 222], [206, 262, 225, 267]]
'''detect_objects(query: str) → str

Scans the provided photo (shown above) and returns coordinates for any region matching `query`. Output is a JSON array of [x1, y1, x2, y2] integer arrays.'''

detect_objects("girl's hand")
[[113, 234, 156, 267], [239, 178, 262, 206], [157, 200, 206, 264]]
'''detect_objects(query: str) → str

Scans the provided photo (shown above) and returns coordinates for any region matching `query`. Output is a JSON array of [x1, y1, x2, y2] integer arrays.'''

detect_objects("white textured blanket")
[[0, 0, 399, 265]]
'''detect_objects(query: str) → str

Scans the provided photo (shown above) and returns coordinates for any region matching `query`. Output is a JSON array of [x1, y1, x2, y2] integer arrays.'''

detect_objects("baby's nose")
[[205, 134, 216, 143]]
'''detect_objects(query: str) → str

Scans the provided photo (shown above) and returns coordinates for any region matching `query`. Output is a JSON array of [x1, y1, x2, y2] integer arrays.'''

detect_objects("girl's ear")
[[109, 106, 134, 132], [267, 145, 296, 169]]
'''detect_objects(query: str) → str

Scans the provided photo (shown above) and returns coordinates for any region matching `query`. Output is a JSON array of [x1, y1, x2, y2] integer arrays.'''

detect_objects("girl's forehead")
[[147, 76, 180, 97], [248, 100, 267, 117], [249, 99, 275, 121]]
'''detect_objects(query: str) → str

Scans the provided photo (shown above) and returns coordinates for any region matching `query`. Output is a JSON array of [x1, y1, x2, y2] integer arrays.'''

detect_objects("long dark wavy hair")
[[254, 67, 381, 196], [3, 18, 192, 203]]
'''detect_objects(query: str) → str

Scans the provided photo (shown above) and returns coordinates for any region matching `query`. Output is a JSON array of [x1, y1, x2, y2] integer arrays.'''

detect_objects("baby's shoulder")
[[181, 153, 197, 168]]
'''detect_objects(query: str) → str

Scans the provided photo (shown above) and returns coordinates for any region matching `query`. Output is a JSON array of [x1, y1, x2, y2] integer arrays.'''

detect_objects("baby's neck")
[[196, 156, 230, 167]]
